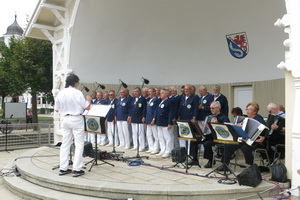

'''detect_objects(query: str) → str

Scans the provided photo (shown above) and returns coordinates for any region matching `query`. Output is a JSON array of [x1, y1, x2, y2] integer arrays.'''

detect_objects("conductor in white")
[[55, 74, 91, 177]]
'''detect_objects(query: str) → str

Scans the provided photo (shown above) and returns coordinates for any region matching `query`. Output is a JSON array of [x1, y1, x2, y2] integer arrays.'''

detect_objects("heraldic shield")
[[226, 32, 249, 59]]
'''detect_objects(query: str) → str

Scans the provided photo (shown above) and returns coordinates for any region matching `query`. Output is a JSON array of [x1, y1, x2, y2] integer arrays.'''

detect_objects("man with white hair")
[[212, 85, 229, 116], [178, 84, 199, 165], [145, 88, 160, 154], [197, 85, 214, 129], [265, 102, 285, 163], [129, 87, 147, 151], [155, 89, 174, 158], [115, 88, 132, 149], [201, 101, 229, 168], [105, 90, 118, 147], [142, 87, 149, 101]]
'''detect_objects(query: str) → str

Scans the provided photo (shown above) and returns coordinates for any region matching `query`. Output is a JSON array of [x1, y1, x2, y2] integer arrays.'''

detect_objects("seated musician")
[[265, 103, 285, 163], [201, 101, 230, 168], [217, 102, 266, 171]]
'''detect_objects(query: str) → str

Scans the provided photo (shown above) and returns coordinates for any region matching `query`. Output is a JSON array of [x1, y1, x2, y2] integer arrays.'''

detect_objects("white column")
[[291, 79, 300, 194], [277, 0, 300, 195]]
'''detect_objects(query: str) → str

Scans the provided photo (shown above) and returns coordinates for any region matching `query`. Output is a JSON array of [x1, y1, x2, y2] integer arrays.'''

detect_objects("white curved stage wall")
[[70, 0, 286, 85]]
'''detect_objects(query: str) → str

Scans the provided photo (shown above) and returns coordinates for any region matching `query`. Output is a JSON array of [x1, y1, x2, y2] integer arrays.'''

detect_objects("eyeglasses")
[[109, 94, 114, 96]]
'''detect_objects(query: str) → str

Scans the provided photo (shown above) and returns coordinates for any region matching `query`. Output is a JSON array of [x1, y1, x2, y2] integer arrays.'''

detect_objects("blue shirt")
[[197, 93, 214, 121], [178, 94, 198, 120], [129, 96, 147, 123], [115, 96, 132, 121], [145, 97, 159, 125], [156, 98, 174, 126], [106, 99, 117, 122]]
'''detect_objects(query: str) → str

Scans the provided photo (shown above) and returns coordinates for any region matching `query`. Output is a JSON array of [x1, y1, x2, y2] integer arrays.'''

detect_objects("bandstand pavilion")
[[25, 0, 300, 195]]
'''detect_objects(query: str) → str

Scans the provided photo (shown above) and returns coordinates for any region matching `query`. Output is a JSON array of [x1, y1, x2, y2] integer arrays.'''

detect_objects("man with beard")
[[213, 85, 229, 116]]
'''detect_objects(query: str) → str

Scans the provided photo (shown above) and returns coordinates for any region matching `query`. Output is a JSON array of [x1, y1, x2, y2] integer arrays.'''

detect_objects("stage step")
[[4, 174, 107, 200], [3, 147, 289, 200]]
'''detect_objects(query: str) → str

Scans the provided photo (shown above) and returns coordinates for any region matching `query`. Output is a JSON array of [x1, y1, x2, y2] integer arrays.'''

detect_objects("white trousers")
[[107, 121, 119, 146], [132, 123, 145, 150], [60, 116, 85, 171], [116, 121, 131, 148], [146, 124, 159, 151], [84, 131, 90, 142], [157, 126, 174, 154], [90, 133, 107, 145]]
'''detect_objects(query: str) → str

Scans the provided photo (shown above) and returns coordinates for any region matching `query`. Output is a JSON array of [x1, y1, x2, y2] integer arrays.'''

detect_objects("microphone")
[[95, 82, 105, 89], [81, 84, 90, 92], [119, 79, 128, 88], [142, 77, 150, 84]]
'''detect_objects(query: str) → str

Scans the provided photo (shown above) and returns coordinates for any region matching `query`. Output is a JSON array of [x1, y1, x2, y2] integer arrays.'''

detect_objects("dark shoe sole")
[[72, 170, 85, 177], [59, 170, 72, 176]]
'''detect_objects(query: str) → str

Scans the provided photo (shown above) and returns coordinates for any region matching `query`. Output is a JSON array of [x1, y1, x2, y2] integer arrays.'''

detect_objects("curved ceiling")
[[29, 0, 288, 85]]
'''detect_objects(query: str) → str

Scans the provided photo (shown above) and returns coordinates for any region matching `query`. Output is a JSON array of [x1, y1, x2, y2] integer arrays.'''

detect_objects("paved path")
[[0, 148, 29, 200]]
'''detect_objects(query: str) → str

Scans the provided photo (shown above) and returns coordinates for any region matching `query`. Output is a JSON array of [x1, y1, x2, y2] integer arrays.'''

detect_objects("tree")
[[0, 38, 28, 116], [13, 37, 53, 123]]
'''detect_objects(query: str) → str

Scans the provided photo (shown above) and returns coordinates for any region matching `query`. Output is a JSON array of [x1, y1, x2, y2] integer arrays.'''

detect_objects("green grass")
[[38, 116, 53, 119]]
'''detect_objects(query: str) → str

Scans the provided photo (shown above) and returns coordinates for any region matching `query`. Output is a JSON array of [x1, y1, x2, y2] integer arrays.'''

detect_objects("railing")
[[0, 122, 54, 151]]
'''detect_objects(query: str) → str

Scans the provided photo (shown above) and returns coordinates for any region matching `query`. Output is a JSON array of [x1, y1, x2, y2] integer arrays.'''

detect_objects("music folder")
[[207, 123, 240, 144], [83, 104, 111, 135], [176, 120, 203, 140]]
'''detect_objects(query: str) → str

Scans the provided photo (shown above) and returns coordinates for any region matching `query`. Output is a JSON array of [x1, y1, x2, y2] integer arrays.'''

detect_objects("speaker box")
[[171, 147, 187, 163], [83, 142, 93, 157], [237, 164, 262, 187]]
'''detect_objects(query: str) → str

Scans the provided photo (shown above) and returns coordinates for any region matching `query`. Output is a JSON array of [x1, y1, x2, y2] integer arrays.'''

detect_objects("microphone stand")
[[94, 85, 100, 92], [116, 84, 123, 98], [108, 119, 124, 160], [116, 79, 127, 98], [140, 77, 150, 89]]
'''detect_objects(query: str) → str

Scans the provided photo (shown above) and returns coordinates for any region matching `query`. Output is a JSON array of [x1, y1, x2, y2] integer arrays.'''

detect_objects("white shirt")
[[54, 86, 89, 116]]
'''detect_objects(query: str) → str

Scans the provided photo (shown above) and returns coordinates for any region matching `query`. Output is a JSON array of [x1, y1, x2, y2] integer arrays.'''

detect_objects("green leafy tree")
[[13, 37, 53, 123], [0, 38, 27, 116]]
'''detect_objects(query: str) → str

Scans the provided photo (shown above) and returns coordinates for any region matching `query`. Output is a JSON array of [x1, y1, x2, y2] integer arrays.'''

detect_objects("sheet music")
[[203, 115, 214, 134], [83, 104, 111, 117], [233, 116, 246, 124]]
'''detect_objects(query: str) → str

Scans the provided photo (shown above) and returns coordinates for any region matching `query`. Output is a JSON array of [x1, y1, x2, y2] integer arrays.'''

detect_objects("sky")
[[0, 0, 39, 36]]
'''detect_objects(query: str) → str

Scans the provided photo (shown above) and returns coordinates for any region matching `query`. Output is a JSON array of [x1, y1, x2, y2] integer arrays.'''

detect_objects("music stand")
[[205, 123, 240, 184], [175, 120, 202, 172], [83, 105, 114, 172]]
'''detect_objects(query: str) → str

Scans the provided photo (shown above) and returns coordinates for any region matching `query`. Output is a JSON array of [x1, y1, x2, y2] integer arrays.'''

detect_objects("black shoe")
[[204, 160, 216, 168], [59, 169, 72, 176], [215, 154, 222, 159], [72, 170, 85, 177], [188, 160, 199, 166], [215, 165, 229, 172]]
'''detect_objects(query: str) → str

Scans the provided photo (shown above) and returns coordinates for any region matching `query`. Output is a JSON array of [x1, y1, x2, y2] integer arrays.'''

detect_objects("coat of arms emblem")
[[226, 32, 249, 59]]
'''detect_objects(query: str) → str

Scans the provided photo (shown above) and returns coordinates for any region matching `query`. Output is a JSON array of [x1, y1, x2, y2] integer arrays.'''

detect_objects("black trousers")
[[190, 135, 214, 162], [202, 135, 215, 162], [190, 141, 199, 161], [222, 143, 264, 165]]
